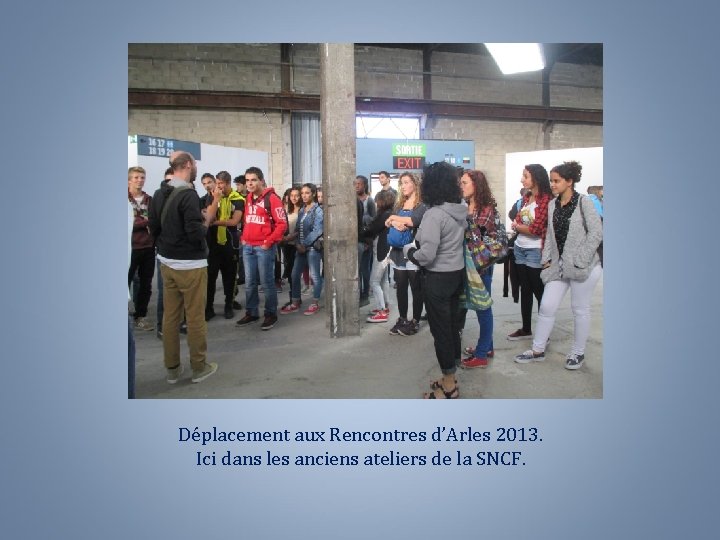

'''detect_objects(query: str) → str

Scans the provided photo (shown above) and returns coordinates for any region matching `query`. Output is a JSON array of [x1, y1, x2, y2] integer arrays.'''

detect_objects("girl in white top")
[[280, 187, 301, 309], [507, 164, 553, 341]]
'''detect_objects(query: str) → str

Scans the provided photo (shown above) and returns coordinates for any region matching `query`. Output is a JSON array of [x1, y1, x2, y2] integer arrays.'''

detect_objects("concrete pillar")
[[320, 43, 359, 337]]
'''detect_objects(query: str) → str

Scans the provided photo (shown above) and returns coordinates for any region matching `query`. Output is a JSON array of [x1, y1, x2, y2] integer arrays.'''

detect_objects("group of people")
[[506, 161, 603, 370], [399, 160, 603, 399], [358, 171, 427, 335], [128, 153, 324, 392], [128, 152, 603, 399]]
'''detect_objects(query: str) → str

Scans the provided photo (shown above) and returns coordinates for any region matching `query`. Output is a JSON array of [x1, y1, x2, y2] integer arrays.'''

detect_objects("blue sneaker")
[[565, 353, 585, 370], [514, 350, 545, 364]]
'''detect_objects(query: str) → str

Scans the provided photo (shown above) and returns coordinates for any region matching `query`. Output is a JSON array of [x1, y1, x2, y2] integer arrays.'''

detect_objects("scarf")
[[460, 246, 492, 311], [217, 190, 242, 245]]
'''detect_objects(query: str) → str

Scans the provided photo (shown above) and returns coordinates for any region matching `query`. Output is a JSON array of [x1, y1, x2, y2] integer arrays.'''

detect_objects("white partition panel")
[[128, 136, 268, 198]]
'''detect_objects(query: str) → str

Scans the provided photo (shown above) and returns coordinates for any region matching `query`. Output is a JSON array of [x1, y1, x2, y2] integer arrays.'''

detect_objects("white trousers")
[[532, 264, 602, 356]]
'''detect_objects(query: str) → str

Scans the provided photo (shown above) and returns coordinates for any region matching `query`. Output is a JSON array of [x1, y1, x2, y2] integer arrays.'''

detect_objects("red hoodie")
[[241, 187, 288, 247]]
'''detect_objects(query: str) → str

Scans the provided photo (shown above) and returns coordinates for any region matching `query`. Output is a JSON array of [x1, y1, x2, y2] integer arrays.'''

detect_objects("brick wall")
[[355, 45, 423, 99], [431, 51, 542, 105], [128, 43, 281, 92], [291, 43, 320, 95], [550, 62, 603, 109]]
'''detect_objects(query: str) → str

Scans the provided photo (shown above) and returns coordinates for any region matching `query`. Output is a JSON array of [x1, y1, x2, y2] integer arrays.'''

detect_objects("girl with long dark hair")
[[508, 164, 552, 341], [279, 187, 301, 309], [281, 183, 324, 316]]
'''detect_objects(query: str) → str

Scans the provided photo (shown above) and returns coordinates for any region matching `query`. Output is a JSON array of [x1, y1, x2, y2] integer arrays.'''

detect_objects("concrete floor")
[[133, 270, 603, 399]]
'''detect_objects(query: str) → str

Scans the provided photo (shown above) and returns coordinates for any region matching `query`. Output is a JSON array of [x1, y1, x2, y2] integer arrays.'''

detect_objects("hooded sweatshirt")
[[241, 187, 288, 247], [405, 202, 466, 272]]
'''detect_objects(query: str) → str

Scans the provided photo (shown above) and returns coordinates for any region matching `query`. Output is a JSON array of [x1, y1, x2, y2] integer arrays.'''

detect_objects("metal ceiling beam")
[[129, 89, 602, 125]]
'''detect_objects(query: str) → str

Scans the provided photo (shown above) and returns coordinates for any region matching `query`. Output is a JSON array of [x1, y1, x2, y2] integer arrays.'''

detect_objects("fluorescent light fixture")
[[485, 43, 545, 75]]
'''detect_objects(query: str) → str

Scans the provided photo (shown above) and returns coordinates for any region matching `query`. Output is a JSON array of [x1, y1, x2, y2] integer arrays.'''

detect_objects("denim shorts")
[[513, 245, 542, 269]]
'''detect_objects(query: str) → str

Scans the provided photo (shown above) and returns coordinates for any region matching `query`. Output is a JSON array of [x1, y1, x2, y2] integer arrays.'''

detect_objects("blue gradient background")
[[2, 1, 718, 538]]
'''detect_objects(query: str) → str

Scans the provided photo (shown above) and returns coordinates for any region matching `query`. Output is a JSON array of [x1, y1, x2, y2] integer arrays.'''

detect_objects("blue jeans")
[[358, 243, 372, 298], [243, 244, 278, 316], [291, 248, 323, 301], [474, 266, 494, 358]]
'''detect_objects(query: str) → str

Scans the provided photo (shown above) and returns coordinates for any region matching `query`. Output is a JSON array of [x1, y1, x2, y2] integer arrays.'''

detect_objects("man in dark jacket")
[[148, 151, 217, 385]]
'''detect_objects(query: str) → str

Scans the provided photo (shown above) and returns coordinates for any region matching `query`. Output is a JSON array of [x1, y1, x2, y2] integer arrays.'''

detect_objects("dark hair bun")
[[551, 160, 583, 184], [565, 161, 582, 183]]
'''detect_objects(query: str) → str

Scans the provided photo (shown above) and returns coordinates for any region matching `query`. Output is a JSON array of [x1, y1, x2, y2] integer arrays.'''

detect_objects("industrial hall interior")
[[128, 43, 603, 399]]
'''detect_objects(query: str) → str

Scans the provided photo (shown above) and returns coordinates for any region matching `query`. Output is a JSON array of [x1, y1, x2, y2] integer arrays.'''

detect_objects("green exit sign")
[[392, 143, 426, 157]]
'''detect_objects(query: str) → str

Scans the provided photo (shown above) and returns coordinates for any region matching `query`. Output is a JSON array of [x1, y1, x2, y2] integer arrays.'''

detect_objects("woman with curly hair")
[[508, 164, 553, 341], [385, 172, 426, 336], [459, 170, 498, 369], [404, 162, 466, 399], [514, 161, 602, 370]]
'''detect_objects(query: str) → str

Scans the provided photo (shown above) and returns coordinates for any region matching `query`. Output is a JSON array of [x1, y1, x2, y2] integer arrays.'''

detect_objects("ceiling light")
[[485, 43, 545, 75]]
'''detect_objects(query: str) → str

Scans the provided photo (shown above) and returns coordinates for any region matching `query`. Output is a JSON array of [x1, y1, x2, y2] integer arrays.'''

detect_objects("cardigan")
[[540, 194, 603, 283]]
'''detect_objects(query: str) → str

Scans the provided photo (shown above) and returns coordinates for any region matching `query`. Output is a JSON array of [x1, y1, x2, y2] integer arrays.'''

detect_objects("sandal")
[[430, 377, 457, 390], [424, 385, 459, 399]]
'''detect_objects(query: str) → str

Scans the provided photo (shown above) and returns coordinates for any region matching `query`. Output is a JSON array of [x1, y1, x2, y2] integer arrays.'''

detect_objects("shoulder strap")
[[263, 191, 288, 229], [160, 184, 191, 227], [263, 191, 280, 226], [578, 195, 588, 233], [263, 192, 273, 225]]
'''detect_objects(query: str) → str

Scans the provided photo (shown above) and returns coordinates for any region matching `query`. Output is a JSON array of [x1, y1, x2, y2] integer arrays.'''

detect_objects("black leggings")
[[282, 244, 296, 280], [515, 263, 544, 332], [128, 247, 155, 318], [282, 244, 297, 303], [395, 268, 423, 321]]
